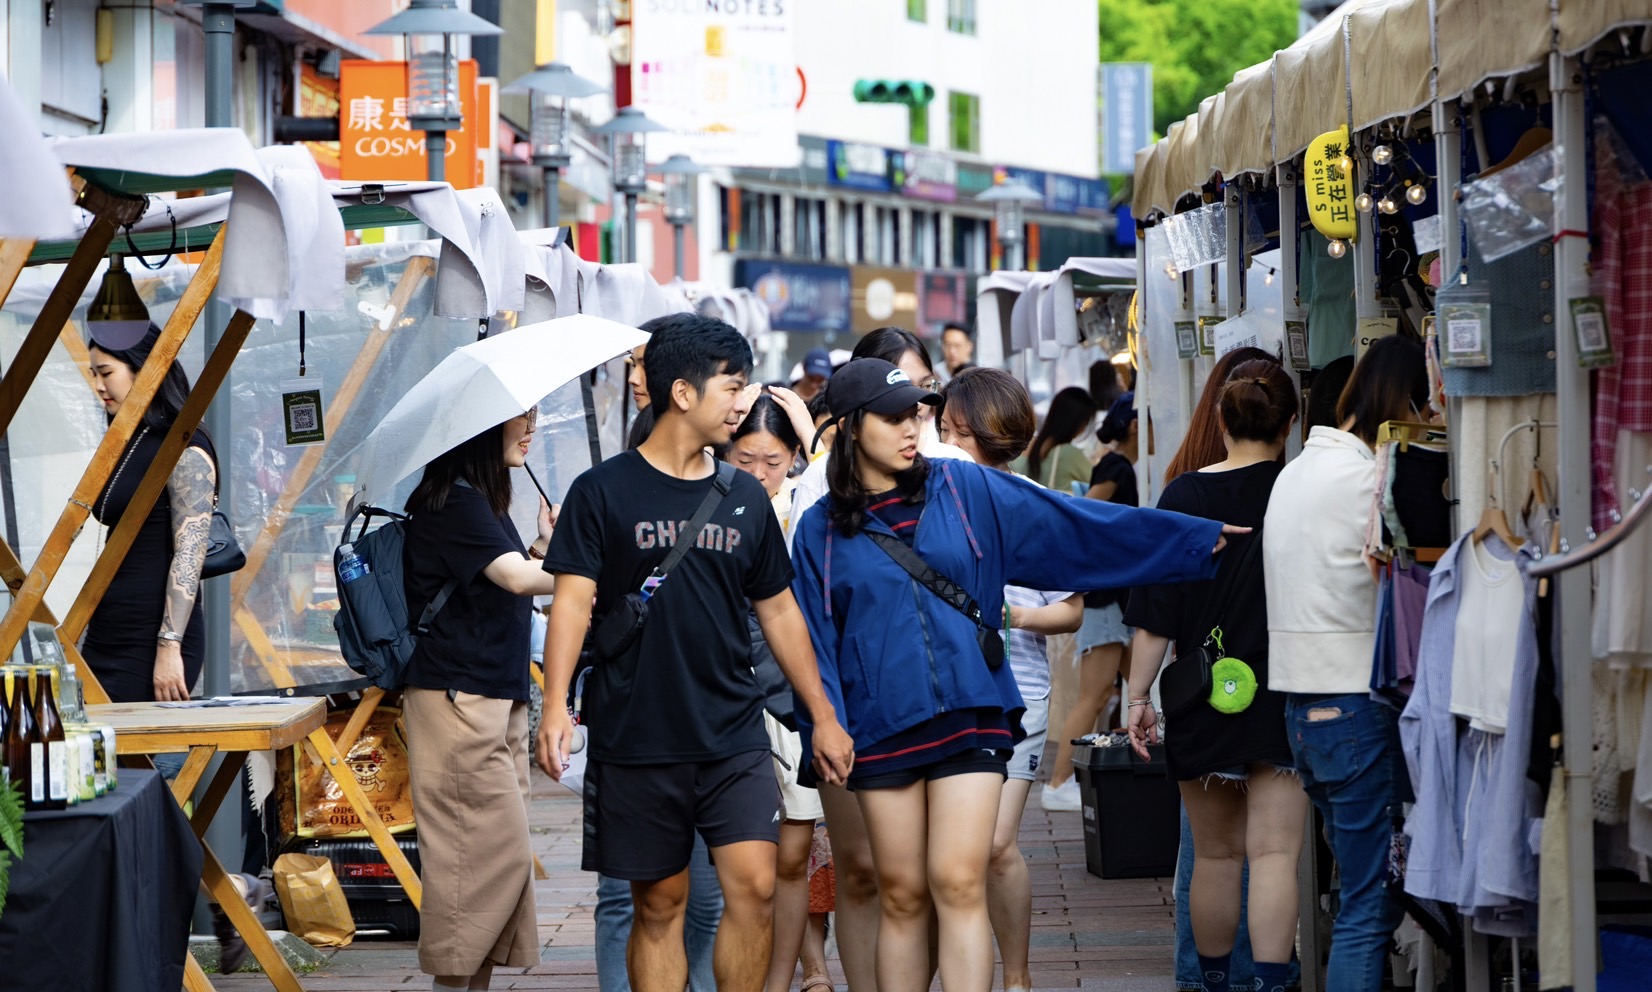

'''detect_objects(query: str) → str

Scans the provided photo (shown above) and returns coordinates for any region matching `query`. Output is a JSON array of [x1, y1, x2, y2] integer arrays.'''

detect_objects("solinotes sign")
[[631, 0, 802, 168]]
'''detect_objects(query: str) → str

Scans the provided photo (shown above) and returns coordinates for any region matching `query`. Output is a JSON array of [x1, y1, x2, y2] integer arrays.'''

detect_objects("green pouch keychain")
[[1205, 630, 1258, 715]]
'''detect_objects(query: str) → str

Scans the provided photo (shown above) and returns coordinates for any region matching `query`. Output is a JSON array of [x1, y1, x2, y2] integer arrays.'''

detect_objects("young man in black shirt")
[[537, 313, 853, 992]]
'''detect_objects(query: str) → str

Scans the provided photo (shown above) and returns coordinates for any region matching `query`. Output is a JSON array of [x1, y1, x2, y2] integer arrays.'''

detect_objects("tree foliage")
[[1099, 0, 1299, 136]]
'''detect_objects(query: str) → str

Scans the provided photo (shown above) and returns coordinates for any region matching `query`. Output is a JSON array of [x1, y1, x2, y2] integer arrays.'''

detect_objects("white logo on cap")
[[885, 369, 911, 386]]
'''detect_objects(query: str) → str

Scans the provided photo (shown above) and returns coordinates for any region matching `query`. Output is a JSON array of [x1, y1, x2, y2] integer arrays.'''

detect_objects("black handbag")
[[1157, 528, 1262, 720], [196, 430, 244, 579], [591, 463, 735, 660], [865, 530, 1005, 670]]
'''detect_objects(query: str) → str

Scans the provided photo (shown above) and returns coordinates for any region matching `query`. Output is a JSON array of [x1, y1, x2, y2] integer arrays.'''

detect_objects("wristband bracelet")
[[1128, 700, 1152, 708], [1002, 602, 1012, 634], [528, 546, 546, 560], [157, 631, 184, 644]]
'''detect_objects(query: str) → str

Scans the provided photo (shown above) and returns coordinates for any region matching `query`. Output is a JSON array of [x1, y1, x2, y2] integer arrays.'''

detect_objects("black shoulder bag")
[[1157, 528, 1263, 720], [865, 530, 1005, 671], [591, 462, 737, 659]]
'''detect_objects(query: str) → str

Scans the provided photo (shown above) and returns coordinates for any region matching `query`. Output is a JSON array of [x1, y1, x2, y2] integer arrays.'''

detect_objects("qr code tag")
[[281, 377, 327, 446]]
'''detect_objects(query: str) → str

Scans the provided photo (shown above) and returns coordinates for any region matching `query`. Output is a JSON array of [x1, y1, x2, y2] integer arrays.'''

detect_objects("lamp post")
[[976, 177, 1043, 272], [655, 154, 705, 280], [593, 107, 669, 264], [365, 0, 502, 183], [504, 62, 607, 230]]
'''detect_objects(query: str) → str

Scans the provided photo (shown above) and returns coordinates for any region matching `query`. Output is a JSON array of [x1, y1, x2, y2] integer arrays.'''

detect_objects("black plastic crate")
[[1074, 742, 1180, 879], [279, 833, 422, 939]]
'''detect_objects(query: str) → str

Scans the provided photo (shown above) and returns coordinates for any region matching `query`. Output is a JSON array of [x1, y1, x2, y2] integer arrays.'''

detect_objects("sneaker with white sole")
[[1040, 777, 1082, 811]]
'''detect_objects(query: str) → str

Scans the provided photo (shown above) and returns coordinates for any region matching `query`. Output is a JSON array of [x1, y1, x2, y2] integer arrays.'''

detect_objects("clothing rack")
[[1530, 466, 1652, 577]]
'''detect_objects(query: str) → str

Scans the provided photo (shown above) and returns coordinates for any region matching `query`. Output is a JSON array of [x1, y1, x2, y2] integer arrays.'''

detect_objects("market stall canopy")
[[520, 232, 691, 325], [353, 313, 651, 503], [0, 78, 73, 239], [1221, 61, 1275, 179], [1011, 257, 1137, 359], [45, 127, 322, 320], [329, 181, 525, 319], [1559, 0, 1652, 54], [1348, 0, 1434, 135], [1436, 0, 1551, 101], [975, 270, 1039, 369], [1271, 0, 1361, 166]]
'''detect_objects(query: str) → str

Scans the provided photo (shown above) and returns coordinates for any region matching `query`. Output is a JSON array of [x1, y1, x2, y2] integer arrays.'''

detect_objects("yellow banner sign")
[[1306, 125, 1357, 242]]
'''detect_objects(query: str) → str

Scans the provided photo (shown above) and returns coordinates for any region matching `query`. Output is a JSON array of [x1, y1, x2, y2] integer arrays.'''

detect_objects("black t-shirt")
[[1084, 452, 1140, 609], [1122, 461, 1293, 780], [403, 482, 532, 701], [545, 451, 795, 765]]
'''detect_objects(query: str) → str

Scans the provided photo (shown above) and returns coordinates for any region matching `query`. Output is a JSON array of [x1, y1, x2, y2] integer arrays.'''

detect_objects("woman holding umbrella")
[[401, 408, 559, 992]]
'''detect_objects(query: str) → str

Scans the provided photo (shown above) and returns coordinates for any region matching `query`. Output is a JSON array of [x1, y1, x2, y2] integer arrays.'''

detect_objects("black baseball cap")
[[819, 358, 940, 446]]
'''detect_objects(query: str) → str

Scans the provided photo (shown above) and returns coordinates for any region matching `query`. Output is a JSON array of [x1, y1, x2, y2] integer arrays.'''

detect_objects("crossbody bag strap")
[[645, 461, 736, 589], [415, 579, 459, 637], [865, 530, 988, 630], [1190, 525, 1264, 647]]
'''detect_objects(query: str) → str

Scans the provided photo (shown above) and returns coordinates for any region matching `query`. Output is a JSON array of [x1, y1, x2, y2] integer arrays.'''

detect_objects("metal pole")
[[672, 223, 685, 280], [1224, 185, 1243, 320], [427, 128, 447, 183], [543, 165, 561, 230], [1551, 49, 1598, 992], [624, 192, 639, 265], [199, 0, 242, 927]]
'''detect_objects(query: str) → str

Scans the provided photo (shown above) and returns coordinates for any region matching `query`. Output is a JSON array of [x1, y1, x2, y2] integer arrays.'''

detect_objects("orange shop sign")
[[339, 59, 479, 189]]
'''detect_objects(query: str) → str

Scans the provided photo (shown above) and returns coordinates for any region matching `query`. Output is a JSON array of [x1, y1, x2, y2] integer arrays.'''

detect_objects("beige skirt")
[[404, 687, 539, 976]]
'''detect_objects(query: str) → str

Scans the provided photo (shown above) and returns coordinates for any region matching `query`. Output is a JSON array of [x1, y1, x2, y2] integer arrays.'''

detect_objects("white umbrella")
[[355, 313, 649, 503]]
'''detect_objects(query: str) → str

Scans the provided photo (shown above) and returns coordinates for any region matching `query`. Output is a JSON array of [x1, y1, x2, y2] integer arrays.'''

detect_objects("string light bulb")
[[1164, 261, 1179, 280], [1378, 195, 1399, 215], [1406, 182, 1427, 205], [1263, 267, 1276, 286], [1327, 238, 1348, 259], [1355, 191, 1375, 212], [1372, 144, 1394, 165], [1337, 154, 1354, 177]]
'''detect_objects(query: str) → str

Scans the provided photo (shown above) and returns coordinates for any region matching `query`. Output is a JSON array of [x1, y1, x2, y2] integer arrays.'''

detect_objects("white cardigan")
[[1263, 427, 1380, 693]]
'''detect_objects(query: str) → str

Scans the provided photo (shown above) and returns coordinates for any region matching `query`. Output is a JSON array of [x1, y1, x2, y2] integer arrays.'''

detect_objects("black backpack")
[[332, 504, 456, 690]]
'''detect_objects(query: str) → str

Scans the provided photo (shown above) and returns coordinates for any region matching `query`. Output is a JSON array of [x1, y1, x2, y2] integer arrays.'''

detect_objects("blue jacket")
[[790, 459, 1224, 753]]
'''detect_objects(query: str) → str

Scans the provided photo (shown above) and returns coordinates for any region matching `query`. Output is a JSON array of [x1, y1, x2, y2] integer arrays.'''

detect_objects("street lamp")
[[504, 62, 607, 230], [592, 106, 669, 264], [655, 155, 706, 280], [976, 177, 1043, 272], [365, 0, 501, 184]]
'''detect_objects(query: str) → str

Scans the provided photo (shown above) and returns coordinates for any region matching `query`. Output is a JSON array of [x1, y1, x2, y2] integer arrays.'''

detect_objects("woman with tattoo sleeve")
[[82, 324, 218, 703]]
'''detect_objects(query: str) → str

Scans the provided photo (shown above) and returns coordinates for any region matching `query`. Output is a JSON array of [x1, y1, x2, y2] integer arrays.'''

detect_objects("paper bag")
[[272, 853, 356, 947]]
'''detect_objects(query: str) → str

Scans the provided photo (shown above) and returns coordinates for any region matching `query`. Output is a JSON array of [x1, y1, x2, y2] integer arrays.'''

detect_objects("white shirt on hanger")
[[1448, 534, 1525, 734]]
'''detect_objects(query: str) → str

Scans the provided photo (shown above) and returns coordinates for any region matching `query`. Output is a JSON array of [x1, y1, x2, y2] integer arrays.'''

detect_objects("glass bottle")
[[32, 666, 68, 810], [5, 666, 39, 809]]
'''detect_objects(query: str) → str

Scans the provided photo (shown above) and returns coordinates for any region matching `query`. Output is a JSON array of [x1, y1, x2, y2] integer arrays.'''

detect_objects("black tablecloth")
[[0, 769, 202, 992]]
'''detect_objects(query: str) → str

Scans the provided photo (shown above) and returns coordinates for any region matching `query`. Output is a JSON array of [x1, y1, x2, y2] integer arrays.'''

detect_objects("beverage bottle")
[[5, 666, 39, 809], [337, 544, 370, 583], [0, 668, 10, 787], [32, 666, 69, 810]]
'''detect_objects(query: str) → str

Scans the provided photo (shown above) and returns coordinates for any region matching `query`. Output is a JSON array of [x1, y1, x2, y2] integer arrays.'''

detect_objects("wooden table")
[[89, 699, 424, 992]]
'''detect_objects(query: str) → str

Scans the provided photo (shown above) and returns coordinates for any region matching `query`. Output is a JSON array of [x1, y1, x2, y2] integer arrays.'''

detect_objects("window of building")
[[947, 0, 976, 34], [738, 190, 784, 256], [952, 215, 990, 272], [912, 209, 941, 269], [949, 92, 980, 153], [909, 104, 929, 147], [794, 197, 827, 260], [907, 0, 927, 22]]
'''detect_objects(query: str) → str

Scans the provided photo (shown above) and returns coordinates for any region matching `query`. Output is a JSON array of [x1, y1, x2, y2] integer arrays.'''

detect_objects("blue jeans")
[[1175, 806, 1256, 990], [1286, 693, 1405, 992], [595, 832, 724, 992]]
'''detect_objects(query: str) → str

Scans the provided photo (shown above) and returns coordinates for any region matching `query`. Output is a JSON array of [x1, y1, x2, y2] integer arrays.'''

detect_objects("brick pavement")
[[215, 764, 1178, 991]]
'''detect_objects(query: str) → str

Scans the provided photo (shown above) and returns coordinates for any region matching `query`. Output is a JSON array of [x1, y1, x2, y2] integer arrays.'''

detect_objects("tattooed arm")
[[155, 446, 215, 701]]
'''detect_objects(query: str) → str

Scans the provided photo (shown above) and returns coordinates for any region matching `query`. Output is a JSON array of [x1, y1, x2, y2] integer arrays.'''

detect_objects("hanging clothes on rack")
[[1399, 531, 1543, 938], [1589, 134, 1652, 537]]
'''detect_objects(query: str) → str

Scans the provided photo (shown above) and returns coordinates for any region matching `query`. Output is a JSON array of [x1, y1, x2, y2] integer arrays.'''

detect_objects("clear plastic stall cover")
[[2, 241, 624, 693], [1460, 145, 1561, 263]]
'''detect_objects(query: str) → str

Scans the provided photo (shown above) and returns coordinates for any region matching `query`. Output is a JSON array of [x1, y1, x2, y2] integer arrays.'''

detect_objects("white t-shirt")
[[1448, 536, 1525, 734]]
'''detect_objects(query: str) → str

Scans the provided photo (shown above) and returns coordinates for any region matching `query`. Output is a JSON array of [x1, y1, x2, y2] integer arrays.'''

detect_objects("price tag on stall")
[[282, 377, 327, 446], [1438, 293, 1492, 368], [1174, 319, 1198, 359], [1196, 314, 1223, 357], [1285, 309, 1310, 371], [1569, 296, 1615, 369]]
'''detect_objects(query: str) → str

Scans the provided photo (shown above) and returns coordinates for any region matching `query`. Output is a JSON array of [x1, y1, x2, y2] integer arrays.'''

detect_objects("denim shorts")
[[1078, 603, 1132, 654], [1007, 693, 1050, 782]]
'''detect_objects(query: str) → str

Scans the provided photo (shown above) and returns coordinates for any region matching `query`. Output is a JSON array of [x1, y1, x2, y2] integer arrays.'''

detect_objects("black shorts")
[[582, 748, 781, 880], [849, 747, 1009, 792]]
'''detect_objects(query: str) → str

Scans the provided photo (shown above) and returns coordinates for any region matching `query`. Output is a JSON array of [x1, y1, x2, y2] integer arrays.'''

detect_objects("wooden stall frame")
[[0, 224, 230, 664]]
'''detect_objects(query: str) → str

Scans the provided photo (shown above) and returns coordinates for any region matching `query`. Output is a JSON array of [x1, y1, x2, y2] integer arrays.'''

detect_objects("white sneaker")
[[1040, 777, 1082, 811]]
